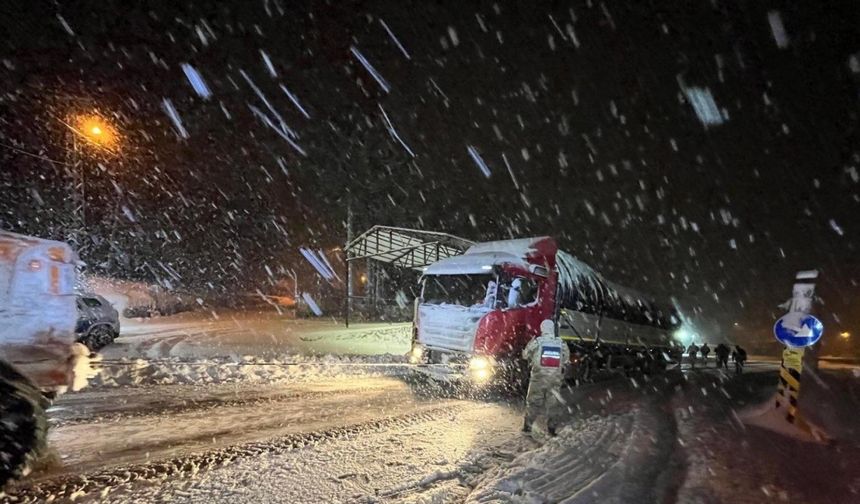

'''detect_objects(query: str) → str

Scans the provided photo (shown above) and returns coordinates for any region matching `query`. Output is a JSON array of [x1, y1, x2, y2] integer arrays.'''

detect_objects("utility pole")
[[68, 134, 85, 254], [61, 113, 120, 259], [345, 199, 353, 327]]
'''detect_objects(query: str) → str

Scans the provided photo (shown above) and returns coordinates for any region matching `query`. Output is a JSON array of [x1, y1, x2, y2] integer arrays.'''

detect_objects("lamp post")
[[61, 114, 120, 254]]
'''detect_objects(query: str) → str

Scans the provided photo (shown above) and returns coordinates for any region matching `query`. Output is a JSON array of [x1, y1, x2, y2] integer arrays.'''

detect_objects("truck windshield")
[[421, 274, 494, 307]]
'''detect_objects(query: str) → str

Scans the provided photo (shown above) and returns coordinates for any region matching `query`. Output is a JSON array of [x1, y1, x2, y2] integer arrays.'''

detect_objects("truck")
[[409, 236, 683, 387], [0, 231, 95, 484]]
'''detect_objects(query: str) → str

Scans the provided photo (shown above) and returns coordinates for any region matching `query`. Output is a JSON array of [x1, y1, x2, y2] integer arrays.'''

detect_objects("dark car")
[[75, 294, 120, 351]]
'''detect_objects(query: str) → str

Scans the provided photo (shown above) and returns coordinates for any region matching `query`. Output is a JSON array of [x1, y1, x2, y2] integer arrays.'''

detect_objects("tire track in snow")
[[50, 382, 399, 427], [8, 404, 469, 503], [466, 373, 688, 503]]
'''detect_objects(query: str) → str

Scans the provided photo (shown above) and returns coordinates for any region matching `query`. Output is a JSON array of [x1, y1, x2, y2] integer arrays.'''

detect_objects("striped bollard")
[[775, 348, 803, 424]]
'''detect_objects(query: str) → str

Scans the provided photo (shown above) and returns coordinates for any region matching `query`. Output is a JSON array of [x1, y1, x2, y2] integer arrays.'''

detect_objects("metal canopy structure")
[[345, 225, 474, 270]]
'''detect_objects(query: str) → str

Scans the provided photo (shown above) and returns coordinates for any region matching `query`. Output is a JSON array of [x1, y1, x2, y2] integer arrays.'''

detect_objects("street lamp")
[[60, 113, 121, 253], [72, 114, 119, 151], [840, 331, 851, 339]]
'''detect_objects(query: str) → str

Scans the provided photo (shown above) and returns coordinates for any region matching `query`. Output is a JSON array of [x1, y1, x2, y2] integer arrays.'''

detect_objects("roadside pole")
[[772, 270, 828, 440]]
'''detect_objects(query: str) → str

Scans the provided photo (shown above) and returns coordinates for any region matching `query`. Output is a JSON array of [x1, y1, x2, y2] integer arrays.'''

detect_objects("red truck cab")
[[410, 237, 559, 383]]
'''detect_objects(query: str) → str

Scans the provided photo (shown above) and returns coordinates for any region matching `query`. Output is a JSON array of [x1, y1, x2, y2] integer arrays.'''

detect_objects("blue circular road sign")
[[773, 312, 824, 348]]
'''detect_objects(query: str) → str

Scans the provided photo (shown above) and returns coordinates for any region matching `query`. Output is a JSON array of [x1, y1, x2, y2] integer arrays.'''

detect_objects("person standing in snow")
[[700, 343, 711, 367], [732, 345, 747, 374], [522, 319, 570, 436], [714, 343, 731, 370], [686, 342, 700, 369]]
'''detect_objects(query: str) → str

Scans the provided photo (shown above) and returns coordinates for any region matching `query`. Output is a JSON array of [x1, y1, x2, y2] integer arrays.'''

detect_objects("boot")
[[521, 419, 531, 433]]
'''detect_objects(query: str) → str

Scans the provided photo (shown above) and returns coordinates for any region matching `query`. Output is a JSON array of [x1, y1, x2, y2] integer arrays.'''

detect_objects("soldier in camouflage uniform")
[[522, 319, 570, 436]]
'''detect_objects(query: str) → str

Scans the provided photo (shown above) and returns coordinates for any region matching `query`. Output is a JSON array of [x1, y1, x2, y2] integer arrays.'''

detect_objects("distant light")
[[90, 126, 102, 136], [672, 328, 691, 344], [841, 331, 851, 339], [360, 273, 367, 284]]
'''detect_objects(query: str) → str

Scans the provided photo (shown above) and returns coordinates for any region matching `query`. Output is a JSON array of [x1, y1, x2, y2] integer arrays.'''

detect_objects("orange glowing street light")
[[71, 114, 120, 151]]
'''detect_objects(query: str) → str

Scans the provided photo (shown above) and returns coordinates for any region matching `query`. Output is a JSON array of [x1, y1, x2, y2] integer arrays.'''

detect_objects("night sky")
[[1, 1, 858, 350]]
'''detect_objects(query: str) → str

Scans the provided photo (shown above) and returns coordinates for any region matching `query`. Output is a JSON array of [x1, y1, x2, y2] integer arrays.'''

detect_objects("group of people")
[[686, 342, 747, 373]]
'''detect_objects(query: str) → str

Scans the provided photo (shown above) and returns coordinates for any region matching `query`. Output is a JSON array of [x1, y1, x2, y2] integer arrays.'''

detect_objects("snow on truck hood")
[[422, 251, 527, 275]]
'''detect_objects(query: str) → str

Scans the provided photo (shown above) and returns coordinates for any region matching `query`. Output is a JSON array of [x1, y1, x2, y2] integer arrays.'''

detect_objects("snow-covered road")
[[107, 311, 412, 360], [2, 311, 857, 503], [9, 374, 530, 503], [5, 365, 859, 503]]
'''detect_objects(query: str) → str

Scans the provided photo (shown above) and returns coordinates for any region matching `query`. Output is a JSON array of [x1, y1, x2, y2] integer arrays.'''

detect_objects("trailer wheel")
[[0, 362, 48, 487]]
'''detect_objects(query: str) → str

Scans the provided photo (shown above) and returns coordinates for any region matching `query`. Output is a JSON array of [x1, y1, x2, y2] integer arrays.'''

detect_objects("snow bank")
[[109, 315, 412, 361], [90, 353, 409, 388], [740, 368, 860, 442]]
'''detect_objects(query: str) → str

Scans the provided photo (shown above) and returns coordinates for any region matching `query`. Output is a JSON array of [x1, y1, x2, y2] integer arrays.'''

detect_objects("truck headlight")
[[472, 368, 491, 382], [469, 355, 494, 371]]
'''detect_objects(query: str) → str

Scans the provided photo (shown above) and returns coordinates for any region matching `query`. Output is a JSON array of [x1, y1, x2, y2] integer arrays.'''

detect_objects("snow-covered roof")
[[345, 226, 474, 270], [422, 251, 526, 275]]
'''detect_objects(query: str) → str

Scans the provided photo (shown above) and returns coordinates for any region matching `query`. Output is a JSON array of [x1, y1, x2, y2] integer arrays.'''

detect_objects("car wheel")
[[0, 361, 48, 486], [78, 326, 117, 351]]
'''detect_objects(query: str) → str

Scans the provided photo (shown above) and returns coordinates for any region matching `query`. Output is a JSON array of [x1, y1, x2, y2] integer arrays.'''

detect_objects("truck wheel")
[[78, 325, 117, 351], [0, 362, 48, 486]]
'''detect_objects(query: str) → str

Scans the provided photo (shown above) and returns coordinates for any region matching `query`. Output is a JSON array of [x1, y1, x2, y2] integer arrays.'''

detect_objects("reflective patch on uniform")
[[540, 345, 562, 367]]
